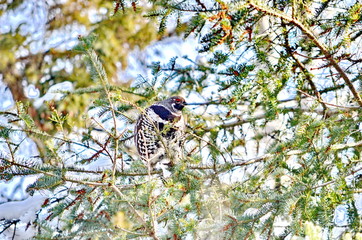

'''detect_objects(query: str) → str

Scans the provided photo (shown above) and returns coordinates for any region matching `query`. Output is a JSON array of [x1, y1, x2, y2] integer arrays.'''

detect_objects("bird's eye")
[[175, 99, 181, 103]]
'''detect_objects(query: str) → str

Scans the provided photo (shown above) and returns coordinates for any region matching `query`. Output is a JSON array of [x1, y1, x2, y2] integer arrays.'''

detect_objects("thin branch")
[[312, 165, 362, 190], [297, 89, 360, 109], [282, 22, 328, 112], [248, 1, 362, 107], [14, 128, 109, 157], [0, 220, 20, 235], [83, 47, 120, 183], [187, 131, 230, 163], [189, 139, 362, 172], [202, 105, 352, 132], [110, 184, 158, 239], [0, 158, 109, 187]]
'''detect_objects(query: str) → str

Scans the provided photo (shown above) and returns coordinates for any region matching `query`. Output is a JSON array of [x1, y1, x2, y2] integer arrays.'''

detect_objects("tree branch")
[[203, 105, 357, 132], [189, 139, 362, 172], [110, 184, 158, 239], [281, 22, 328, 112], [248, 1, 362, 107]]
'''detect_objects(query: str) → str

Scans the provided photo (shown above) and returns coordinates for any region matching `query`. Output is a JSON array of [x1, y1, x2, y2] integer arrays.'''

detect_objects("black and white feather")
[[134, 96, 187, 175]]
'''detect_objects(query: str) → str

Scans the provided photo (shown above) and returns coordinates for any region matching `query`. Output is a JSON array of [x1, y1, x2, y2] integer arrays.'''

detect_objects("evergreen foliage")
[[0, 0, 362, 239]]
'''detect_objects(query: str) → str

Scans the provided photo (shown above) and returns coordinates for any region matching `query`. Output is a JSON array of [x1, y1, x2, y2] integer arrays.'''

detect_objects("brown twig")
[[296, 89, 360, 109], [248, 1, 362, 107], [281, 21, 328, 112]]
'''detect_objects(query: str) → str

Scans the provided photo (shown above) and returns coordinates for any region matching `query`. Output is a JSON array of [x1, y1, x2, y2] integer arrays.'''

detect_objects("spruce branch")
[[202, 105, 357, 132], [296, 89, 360, 109], [110, 184, 158, 239], [281, 22, 328, 112], [80, 39, 120, 182], [15, 128, 109, 158], [1, 156, 159, 190], [0, 157, 108, 187], [248, 1, 362, 107], [189, 139, 362, 172]]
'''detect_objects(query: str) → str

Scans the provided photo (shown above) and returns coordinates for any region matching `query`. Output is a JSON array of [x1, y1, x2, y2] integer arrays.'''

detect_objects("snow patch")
[[0, 194, 46, 222], [33, 81, 73, 108]]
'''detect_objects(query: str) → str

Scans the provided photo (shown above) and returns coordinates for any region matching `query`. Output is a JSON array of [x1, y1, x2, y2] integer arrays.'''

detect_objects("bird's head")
[[165, 96, 187, 112]]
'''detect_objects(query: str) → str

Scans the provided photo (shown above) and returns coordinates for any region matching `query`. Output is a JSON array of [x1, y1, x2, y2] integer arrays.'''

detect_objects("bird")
[[134, 96, 187, 176]]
